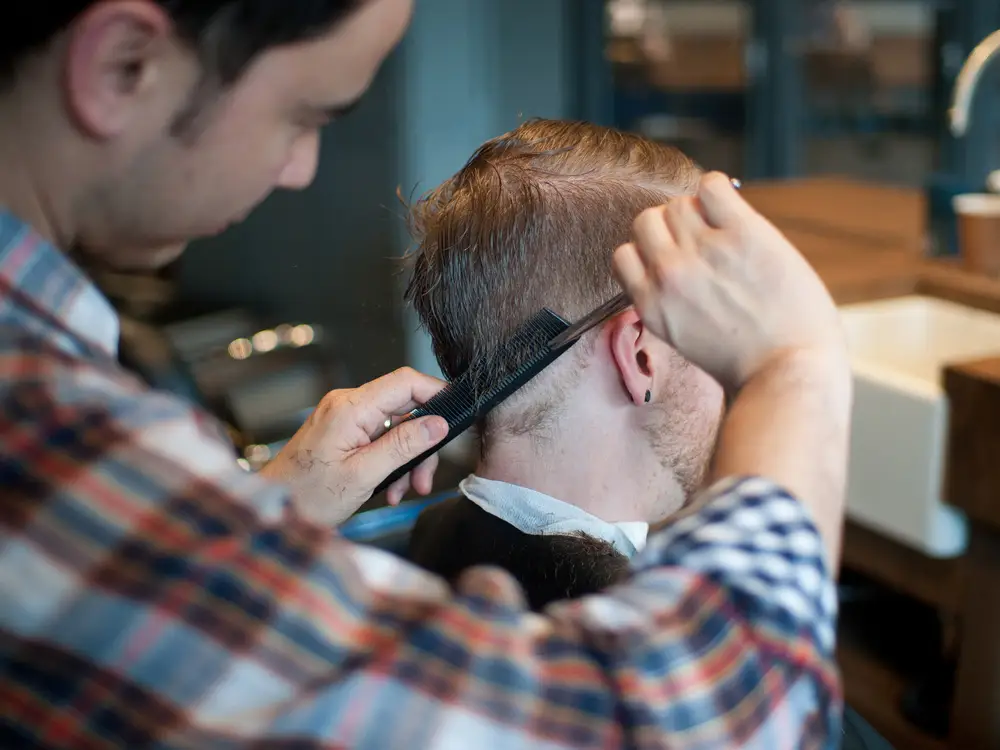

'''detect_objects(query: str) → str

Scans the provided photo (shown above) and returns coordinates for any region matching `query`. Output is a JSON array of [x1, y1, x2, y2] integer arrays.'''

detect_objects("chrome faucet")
[[949, 28, 1000, 137]]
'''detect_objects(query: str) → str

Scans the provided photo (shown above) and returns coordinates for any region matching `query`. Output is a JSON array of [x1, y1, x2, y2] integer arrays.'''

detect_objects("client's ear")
[[609, 309, 656, 407]]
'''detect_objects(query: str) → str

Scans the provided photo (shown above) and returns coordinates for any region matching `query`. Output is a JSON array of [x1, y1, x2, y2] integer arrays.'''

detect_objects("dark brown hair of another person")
[[0, 2, 364, 91], [409, 496, 630, 611], [404, 119, 701, 447]]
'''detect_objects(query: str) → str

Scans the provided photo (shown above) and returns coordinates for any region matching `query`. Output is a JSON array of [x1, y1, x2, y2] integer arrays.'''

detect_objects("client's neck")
[[476, 424, 683, 524]]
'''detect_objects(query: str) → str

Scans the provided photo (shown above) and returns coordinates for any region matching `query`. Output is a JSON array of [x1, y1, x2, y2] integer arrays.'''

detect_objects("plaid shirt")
[[0, 209, 842, 749]]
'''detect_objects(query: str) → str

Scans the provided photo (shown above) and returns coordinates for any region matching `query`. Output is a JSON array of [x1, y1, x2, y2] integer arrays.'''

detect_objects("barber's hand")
[[613, 171, 845, 391], [258, 367, 449, 526]]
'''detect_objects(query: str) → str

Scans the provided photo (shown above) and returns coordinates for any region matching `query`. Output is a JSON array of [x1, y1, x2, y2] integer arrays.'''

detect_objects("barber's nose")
[[278, 131, 319, 190]]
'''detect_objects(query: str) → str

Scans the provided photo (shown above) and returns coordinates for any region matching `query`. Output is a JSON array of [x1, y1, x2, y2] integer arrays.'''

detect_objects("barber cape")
[[408, 475, 643, 610]]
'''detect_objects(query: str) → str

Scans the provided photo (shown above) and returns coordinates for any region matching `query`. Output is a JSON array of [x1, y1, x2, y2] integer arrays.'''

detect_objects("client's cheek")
[[691, 367, 726, 420]]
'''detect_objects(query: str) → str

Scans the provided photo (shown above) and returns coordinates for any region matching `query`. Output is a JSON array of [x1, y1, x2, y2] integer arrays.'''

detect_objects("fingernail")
[[423, 418, 448, 441]]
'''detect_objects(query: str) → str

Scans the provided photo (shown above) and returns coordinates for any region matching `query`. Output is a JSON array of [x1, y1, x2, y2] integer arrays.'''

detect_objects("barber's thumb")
[[377, 416, 448, 466]]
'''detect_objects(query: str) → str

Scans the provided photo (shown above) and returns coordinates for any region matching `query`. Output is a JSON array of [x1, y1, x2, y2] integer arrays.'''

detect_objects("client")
[[404, 119, 724, 609]]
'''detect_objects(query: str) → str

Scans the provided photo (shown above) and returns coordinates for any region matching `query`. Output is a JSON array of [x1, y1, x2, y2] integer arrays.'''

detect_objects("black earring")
[[644, 390, 651, 403]]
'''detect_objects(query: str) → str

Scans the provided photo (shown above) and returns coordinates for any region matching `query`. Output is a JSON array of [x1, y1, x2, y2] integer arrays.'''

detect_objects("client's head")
[[405, 120, 724, 523]]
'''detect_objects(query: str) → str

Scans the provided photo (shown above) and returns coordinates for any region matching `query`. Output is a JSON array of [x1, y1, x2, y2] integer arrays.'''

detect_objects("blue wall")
[[394, 0, 573, 378]]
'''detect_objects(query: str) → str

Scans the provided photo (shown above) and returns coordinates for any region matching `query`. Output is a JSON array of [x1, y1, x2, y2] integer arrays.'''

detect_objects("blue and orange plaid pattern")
[[0, 209, 842, 748]]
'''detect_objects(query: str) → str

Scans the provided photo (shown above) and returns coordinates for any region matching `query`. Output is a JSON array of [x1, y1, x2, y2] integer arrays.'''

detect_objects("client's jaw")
[[476, 341, 723, 525]]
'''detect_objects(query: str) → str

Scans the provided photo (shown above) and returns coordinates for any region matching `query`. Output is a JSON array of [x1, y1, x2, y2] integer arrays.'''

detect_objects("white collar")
[[458, 474, 648, 558]]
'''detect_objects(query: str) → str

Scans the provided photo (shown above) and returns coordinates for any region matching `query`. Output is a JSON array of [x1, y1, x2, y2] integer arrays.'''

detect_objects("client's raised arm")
[[615, 171, 851, 568]]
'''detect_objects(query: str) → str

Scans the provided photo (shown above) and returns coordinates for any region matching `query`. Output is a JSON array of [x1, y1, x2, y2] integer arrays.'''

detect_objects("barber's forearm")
[[711, 348, 853, 567]]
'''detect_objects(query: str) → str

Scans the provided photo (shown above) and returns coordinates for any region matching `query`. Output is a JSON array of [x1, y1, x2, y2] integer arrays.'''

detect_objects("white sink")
[[839, 295, 1000, 558]]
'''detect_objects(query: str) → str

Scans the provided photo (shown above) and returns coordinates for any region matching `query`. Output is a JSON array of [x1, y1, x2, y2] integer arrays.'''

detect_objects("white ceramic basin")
[[839, 295, 1000, 558]]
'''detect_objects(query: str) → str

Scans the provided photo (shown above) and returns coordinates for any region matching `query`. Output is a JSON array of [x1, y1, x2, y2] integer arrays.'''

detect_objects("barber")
[[0, 2, 851, 748]]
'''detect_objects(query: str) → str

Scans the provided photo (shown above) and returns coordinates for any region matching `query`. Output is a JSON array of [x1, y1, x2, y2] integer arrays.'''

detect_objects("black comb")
[[372, 308, 576, 495]]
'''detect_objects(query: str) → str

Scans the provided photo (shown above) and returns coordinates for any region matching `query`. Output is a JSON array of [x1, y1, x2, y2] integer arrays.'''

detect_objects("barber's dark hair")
[[0, 1, 364, 88]]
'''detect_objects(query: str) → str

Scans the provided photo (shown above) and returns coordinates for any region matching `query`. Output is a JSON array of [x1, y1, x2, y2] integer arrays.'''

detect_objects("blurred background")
[[100, 2, 1000, 748]]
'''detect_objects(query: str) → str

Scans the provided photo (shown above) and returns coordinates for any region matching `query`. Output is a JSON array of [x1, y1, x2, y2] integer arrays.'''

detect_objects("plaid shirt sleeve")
[[1, 342, 842, 750]]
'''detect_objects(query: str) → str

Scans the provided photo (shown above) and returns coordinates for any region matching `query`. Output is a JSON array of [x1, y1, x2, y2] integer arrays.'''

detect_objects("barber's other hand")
[[258, 367, 449, 526], [613, 171, 846, 391]]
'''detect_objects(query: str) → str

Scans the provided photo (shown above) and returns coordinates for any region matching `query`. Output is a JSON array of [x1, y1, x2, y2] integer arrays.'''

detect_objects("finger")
[[612, 242, 650, 297], [386, 474, 411, 506], [370, 412, 407, 442], [354, 367, 447, 435], [613, 243, 658, 315], [360, 367, 447, 415], [631, 205, 681, 275], [697, 171, 750, 229], [410, 453, 439, 495], [663, 196, 709, 254], [613, 242, 671, 344], [354, 415, 449, 494]]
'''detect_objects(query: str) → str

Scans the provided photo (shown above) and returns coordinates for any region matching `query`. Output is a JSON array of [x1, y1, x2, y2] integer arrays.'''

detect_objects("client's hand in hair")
[[612, 171, 846, 392]]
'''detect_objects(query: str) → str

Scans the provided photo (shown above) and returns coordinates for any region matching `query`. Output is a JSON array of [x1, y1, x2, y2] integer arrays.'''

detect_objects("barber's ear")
[[64, 1, 174, 138], [609, 309, 656, 406]]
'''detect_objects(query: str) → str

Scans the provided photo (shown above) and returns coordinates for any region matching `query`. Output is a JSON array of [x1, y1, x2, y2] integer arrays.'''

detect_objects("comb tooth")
[[422, 386, 474, 423]]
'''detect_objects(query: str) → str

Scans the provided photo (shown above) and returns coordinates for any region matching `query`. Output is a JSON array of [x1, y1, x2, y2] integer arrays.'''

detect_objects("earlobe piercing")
[[644, 390, 651, 403]]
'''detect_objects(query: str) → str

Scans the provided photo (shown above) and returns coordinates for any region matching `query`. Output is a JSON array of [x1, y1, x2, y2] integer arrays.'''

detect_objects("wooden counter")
[[741, 177, 926, 304], [744, 178, 1000, 750]]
